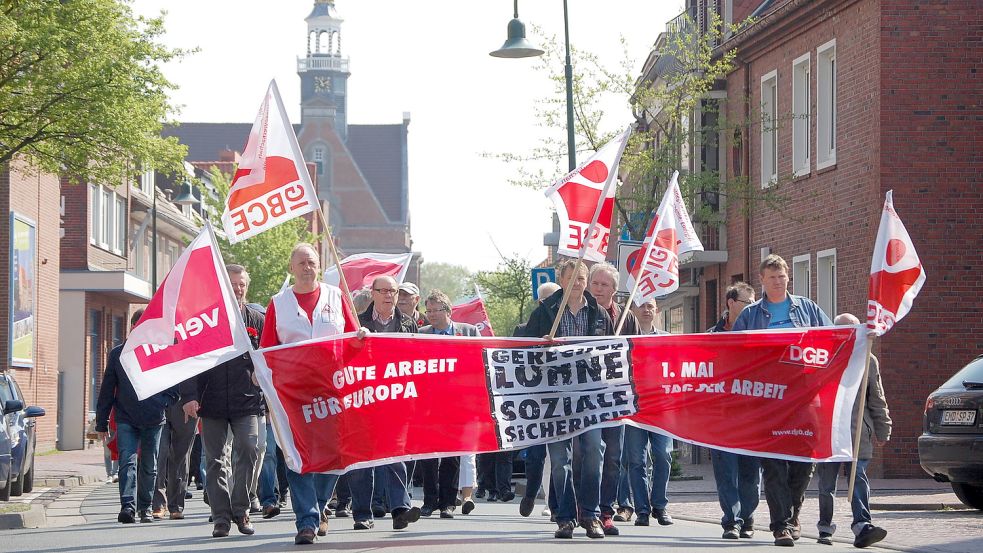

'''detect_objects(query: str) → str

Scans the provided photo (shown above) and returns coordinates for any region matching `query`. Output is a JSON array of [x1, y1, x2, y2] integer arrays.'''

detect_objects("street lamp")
[[490, 0, 576, 172]]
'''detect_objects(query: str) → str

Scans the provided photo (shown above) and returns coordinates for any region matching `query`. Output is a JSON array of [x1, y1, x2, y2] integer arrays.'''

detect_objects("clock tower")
[[298, 0, 350, 139]]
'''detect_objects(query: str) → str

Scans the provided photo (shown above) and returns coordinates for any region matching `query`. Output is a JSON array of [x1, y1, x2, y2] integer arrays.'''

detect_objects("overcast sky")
[[132, 1, 684, 271]]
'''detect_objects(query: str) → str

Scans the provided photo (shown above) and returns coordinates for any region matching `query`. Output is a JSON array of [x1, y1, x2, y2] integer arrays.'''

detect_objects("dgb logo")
[[781, 345, 831, 368]]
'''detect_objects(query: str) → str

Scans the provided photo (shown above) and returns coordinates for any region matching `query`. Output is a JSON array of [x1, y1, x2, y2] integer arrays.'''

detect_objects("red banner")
[[253, 327, 868, 474]]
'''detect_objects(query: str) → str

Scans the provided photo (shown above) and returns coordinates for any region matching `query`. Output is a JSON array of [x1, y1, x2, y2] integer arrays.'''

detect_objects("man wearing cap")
[[397, 281, 426, 327]]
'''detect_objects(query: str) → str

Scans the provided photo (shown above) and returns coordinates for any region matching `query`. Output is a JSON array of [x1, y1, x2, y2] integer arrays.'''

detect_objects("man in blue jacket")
[[96, 309, 179, 524], [733, 255, 832, 547]]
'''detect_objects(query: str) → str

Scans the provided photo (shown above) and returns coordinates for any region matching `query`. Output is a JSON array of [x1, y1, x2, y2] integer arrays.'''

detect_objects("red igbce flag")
[[323, 252, 414, 291], [121, 224, 251, 399], [867, 190, 925, 335], [253, 327, 869, 474]]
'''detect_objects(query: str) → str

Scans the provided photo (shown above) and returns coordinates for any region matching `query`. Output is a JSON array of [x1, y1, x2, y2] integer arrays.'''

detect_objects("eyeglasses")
[[736, 298, 753, 305], [424, 309, 449, 315], [373, 288, 398, 295]]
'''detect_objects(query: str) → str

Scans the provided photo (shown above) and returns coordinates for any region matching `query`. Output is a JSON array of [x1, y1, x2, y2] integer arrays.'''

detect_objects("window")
[[90, 185, 100, 245], [115, 195, 126, 254], [760, 70, 778, 187], [817, 249, 837, 319], [792, 53, 811, 177], [817, 39, 837, 169], [88, 309, 102, 414], [140, 168, 155, 196], [314, 147, 324, 175], [792, 254, 811, 298], [88, 183, 127, 255]]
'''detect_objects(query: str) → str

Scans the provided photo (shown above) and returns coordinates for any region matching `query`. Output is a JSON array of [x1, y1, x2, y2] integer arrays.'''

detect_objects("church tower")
[[298, 0, 350, 141]]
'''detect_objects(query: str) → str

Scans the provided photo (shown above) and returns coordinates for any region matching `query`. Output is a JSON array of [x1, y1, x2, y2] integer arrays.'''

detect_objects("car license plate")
[[941, 410, 977, 425]]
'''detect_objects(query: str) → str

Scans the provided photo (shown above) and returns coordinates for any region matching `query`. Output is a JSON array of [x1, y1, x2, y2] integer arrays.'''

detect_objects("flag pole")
[[546, 257, 585, 340], [312, 205, 359, 324], [615, 232, 658, 335], [846, 332, 875, 501]]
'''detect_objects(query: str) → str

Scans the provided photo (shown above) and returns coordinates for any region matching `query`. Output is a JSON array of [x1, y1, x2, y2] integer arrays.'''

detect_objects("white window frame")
[[817, 39, 837, 169], [140, 168, 155, 196], [816, 248, 837, 319], [760, 70, 778, 188], [114, 195, 126, 255], [792, 53, 811, 177], [792, 254, 811, 299], [89, 184, 100, 245]]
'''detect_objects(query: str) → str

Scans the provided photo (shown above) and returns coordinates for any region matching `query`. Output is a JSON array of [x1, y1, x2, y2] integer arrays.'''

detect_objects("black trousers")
[[477, 451, 513, 495], [760, 458, 814, 533], [420, 456, 461, 510]]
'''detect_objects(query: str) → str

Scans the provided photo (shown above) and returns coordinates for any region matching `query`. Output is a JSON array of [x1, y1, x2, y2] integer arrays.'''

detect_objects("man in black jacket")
[[96, 309, 179, 524], [181, 264, 265, 538], [523, 259, 614, 540]]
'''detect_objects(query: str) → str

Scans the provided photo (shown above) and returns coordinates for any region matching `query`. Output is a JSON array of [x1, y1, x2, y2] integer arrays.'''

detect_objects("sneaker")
[[542, 507, 551, 517], [554, 521, 575, 539], [234, 515, 255, 535], [499, 490, 516, 502], [474, 488, 486, 499], [195, 481, 202, 490], [817, 531, 833, 545], [740, 524, 755, 539], [519, 497, 535, 517], [634, 513, 650, 526], [169, 511, 184, 520], [317, 511, 329, 536], [118, 509, 136, 524], [262, 504, 281, 519], [185, 491, 193, 500], [723, 527, 740, 539], [600, 515, 620, 536], [581, 518, 605, 539], [151, 508, 166, 520], [112, 474, 119, 483], [420, 506, 435, 517], [440, 509, 454, 519], [392, 506, 421, 530], [486, 490, 499, 502], [614, 507, 634, 522], [462, 499, 475, 515], [334, 506, 350, 517], [654, 508, 674, 526], [249, 498, 261, 514], [854, 525, 887, 548], [139, 510, 155, 524], [353, 520, 374, 530], [774, 529, 795, 547], [212, 522, 231, 538], [372, 506, 387, 518], [294, 527, 316, 545]]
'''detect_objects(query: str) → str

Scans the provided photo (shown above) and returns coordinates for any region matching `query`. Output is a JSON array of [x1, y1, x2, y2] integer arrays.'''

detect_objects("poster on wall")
[[10, 215, 36, 367]]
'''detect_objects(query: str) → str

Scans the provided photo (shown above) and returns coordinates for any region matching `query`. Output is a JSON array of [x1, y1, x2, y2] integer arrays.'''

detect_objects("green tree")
[[419, 262, 473, 303], [204, 166, 315, 305], [473, 255, 535, 337], [0, 0, 188, 184]]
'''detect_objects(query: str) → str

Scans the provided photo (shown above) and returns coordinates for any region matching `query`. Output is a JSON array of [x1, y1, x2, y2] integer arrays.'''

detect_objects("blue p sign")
[[531, 268, 557, 300]]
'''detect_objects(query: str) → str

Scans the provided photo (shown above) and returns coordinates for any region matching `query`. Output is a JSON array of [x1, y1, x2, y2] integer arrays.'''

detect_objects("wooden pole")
[[846, 333, 875, 502], [546, 257, 584, 341], [312, 206, 359, 325]]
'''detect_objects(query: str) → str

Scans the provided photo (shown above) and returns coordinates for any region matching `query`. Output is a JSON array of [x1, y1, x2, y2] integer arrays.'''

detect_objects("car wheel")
[[951, 482, 983, 510], [0, 470, 10, 502], [9, 468, 22, 496], [22, 465, 33, 493]]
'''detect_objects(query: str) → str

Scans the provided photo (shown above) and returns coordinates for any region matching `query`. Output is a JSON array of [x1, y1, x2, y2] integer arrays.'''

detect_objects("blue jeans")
[[624, 426, 671, 515], [285, 469, 338, 531], [349, 463, 411, 522], [116, 423, 162, 513], [710, 449, 761, 529], [548, 428, 604, 523], [618, 443, 632, 509], [817, 460, 872, 535], [599, 426, 624, 515], [258, 420, 279, 507], [522, 444, 559, 511]]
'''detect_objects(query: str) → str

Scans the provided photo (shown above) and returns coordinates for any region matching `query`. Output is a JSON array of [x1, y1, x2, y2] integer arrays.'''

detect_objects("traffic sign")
[[531, 268, 556, 300]]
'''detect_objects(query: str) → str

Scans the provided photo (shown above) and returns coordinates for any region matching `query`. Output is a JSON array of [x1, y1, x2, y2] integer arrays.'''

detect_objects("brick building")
[[166, 0, 421, 284], [623, 0, 981, 477], [0, 159, 61, 450]]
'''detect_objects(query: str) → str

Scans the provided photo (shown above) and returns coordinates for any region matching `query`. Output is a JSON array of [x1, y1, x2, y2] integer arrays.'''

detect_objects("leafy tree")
[[473, 255, 535, 336], [0, 0, 188, 184], [204, 166, 315, 305], [419, 262, 473, 303]]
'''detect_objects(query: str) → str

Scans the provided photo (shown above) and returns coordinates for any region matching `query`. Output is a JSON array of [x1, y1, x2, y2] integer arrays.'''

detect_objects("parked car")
[[918, 355, 983, 510], [0, 371, 46, 501]]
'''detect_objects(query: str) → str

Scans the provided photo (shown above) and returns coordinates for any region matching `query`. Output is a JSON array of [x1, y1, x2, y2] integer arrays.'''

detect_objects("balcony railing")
[[666, 6, 697, 36], [297, 55, 350, 73]]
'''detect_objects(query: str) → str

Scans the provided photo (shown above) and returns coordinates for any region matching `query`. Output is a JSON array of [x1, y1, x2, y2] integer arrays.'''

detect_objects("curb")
[[0, 503, 46, 530], [871, 502, 974, 512], [34, 474, 104, 489]]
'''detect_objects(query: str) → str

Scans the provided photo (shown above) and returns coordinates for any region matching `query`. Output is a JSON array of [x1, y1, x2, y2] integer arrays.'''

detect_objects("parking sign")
[[531, 268, 556, 300]]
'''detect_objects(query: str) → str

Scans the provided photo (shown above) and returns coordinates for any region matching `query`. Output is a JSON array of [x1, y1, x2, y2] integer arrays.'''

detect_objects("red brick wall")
[[1, 159, 62, 449], [82, 294, 131, 419], [875, 0, 983, 478]]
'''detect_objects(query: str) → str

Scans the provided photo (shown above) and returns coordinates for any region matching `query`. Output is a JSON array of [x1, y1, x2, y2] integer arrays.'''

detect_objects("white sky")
[[131, 1, 683, 272]]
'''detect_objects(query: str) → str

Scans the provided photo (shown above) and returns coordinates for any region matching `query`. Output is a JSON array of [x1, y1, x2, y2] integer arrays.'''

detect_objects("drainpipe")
[[743, 59, 752, 280]]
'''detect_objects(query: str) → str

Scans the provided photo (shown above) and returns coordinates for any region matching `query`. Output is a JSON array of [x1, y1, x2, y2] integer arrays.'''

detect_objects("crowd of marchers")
[[95, 247, 892, 548]]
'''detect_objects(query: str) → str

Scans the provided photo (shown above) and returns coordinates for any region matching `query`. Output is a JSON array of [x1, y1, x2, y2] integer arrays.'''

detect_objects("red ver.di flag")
[[121, 224, 251, 399], [627, 171, 703, 304], [221, 80, 319, 243], [867, 190, 925, 335], [545, 128, 631, 262], [451, 296, 495, 337], [324, 252, 413, 291]]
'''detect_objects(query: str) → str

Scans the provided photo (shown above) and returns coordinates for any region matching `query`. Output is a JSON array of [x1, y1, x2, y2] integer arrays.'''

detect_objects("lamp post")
[[490, 0, 576, 172]]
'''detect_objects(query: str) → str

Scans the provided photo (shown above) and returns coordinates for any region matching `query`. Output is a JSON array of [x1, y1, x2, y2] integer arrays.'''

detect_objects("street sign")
[[617, 240, 643, 293], [531, 268, 556, 300]]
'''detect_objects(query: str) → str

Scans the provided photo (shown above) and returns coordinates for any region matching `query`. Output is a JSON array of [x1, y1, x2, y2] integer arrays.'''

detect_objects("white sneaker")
[[541, 508, 551, 517], [112, 475, 119, 483]]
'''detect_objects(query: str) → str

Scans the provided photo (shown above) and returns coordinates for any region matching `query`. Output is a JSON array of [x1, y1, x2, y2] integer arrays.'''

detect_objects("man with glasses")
[[418, 289, 480, 518], [347, 275, 422, 531], [707, 282, 762, 540]]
